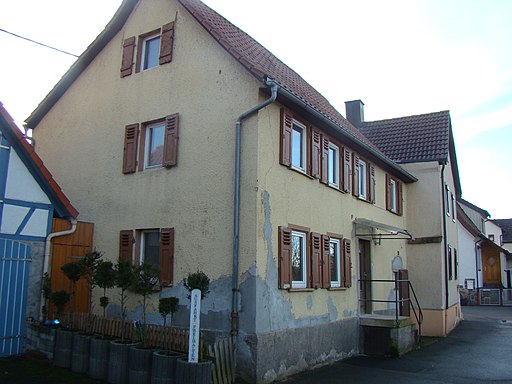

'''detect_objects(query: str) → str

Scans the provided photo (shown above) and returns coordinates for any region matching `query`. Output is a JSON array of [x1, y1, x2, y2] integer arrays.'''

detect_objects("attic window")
[[140, 35, 160, 71], [120, 21, 175, 78]]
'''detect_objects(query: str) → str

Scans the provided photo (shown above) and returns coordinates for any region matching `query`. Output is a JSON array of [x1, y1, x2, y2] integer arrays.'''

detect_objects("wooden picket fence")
[[59, 313, 200, 354], [60, 313, 236, 383], [208, 337, 236, 384]]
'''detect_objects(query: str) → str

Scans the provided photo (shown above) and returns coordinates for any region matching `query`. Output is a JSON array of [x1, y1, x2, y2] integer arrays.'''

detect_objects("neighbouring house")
[[25, 0, 462, 381], [457, 199, 511, 305], [0, 102, 78, 357], [357, 106, 462, 336]]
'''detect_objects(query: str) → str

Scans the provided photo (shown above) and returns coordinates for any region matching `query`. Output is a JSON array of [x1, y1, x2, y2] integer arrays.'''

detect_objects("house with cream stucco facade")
[[25, 0, 463, 382]]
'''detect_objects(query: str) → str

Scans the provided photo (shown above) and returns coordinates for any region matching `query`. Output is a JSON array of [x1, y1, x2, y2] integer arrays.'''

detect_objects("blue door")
[[0, 239, 31, 356]]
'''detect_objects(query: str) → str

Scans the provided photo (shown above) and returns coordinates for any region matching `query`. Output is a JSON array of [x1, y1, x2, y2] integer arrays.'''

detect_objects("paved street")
[[280, 306, 512, 384]]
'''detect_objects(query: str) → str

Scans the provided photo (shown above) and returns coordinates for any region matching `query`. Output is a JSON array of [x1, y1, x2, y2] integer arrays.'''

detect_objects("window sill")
[[287, 288, 315, 292]]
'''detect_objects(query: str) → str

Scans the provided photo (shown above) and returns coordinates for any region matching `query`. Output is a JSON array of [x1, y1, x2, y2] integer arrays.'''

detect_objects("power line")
[[0, 28, 79, 58]]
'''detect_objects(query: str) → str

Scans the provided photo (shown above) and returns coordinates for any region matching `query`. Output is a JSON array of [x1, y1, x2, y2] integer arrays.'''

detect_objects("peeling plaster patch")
[[310, 348, 358, 369], [307, 295, 313, 310], [327, 296, 338, 321], [343, 309, 354, 318]]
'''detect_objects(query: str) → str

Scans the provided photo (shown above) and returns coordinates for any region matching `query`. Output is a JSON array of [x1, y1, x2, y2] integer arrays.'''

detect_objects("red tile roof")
[[0, 102, 78, 218], [359, 111, 451, 163], [177, 0, 375, 148]]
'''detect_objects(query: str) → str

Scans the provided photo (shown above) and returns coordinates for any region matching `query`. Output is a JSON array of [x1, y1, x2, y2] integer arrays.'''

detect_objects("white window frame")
[[445, 185, 451, 217], [144, 121, 166, 169], [330, 238, 341, 288], [291, 230, 307, 288], [291, 121, 306, 173], [358, 158, 367, 199], [140, 34, 161, 71], [451, 192, 456, 222], [390, 179, 397, 213], [328, 142, 340, 188], [140, 230, 160, 267]]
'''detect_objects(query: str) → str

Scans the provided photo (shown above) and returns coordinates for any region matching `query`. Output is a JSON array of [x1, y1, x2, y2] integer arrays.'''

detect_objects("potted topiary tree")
[[108, 260, 138, 384], [51, 290, 73, 368], [176, 271, 212, 384], [127, 262, 160, 384], [89, 259, 116, 380], [151, 297, 183, 384]]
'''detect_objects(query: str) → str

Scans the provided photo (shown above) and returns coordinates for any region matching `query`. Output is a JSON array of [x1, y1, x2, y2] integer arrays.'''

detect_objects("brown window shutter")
[[343, 239, 352, 288], [320, 136, 329, 185], [278, 226, 292, 289], [369, 163, 376, 203], [159, 228, 174, 286], [159, 22, 175, 65], [311, 129, 321, 179], [279, 108, 293, 167], [122, 124, 139, 174], [397, 181, 403, 216], [352, 154, 360, 197], [385, 174, 391, 210], [119, 230, 133, 262], [120, 36, 136, 78], [321, 235, 331, 289], [343, 148, 351, 193], [163, 113, 179, 167], [310, 232, 322, 288]]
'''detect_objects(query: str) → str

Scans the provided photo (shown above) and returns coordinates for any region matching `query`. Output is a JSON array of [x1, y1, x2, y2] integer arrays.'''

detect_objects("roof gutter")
[[231, 77, 278, 336], [274, 85, 417, 183]]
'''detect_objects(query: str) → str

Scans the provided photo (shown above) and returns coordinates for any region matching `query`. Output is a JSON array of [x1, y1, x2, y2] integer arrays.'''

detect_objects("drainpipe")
[[475, 238, 484, 295], [231, 77, 278, 336], [39, 217, 78, 321], [440, 163, 449, 312]]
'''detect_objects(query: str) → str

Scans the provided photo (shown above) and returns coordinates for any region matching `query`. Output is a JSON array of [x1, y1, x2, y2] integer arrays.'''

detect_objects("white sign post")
[[188, 289, 201, 363]]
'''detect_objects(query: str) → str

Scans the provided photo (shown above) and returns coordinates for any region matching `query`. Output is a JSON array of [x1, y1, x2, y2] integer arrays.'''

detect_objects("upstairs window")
[[122, 113, 179, 174], [291, 122, 306, 172], [386, 174, 403, 215], [353, 154, 375, 203], [328, 142, 340, 188], [145, 122, 165, 168]]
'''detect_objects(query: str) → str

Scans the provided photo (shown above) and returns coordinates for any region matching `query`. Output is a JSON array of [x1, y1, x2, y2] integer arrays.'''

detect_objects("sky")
[[1, 0, 511, 218]]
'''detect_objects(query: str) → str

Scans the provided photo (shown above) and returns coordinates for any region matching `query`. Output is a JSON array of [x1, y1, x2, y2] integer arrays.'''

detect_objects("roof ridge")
[[363, 110, 450, 125]]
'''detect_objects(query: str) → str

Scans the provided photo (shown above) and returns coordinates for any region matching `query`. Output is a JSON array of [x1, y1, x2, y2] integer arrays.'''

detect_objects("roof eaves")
[[25, 0, 139, 128]]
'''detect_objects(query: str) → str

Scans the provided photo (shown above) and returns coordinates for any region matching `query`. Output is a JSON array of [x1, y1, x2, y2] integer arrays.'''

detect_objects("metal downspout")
[[440, 163, 449, 313], [475, 238, 484, 296], [39, 217, 78, 321], [231, 77, 278, 336]]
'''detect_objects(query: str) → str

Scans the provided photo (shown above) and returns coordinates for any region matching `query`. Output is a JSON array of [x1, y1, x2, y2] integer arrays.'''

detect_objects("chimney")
[[345, 100, 365, 128]]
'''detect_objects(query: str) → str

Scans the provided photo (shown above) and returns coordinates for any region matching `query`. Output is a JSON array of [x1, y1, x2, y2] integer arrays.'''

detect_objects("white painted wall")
[[5, 150, 50, 203], [457, 220, 477, 287]]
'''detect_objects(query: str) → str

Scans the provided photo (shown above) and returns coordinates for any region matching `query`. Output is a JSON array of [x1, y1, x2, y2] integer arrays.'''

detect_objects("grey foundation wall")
[[237, 317, 359, 383]]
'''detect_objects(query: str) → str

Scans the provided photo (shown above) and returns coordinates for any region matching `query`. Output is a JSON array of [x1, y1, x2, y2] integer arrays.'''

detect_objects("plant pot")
[[71, 333, 91, 374], [53, 329, 74, 368], [128, 345, 156, 384], [151, 350, 185, 384], [176, 357, 212, 384], [107, 340, 140, 384], [89, 337, 111, 380]]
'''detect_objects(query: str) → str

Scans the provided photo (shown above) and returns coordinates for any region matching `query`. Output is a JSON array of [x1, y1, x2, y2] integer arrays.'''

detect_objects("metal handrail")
[[358, 278, 423, 339]]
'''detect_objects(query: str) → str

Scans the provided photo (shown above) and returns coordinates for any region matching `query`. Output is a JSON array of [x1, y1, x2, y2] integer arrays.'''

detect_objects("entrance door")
[[482, 251, 501, 287], [0, 239, 31, 356], [359, 239, 372, 314]]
